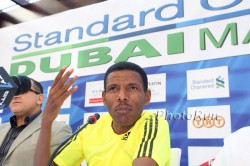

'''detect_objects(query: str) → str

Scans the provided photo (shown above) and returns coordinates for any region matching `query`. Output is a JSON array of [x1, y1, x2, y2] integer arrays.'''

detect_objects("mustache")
[[114, 103, 132, 111]]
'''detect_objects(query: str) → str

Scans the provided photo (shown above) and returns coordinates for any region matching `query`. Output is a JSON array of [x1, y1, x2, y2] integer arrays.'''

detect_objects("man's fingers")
[[62, 75, 78, 92], [50, 67, 75, 96], [50, 66, 67, 89], [46, 67, 78, 106], [43, 86, 78, 119], [60, 85, 78, 102]]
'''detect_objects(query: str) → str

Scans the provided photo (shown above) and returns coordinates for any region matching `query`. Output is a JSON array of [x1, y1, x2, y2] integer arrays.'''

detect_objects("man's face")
[[9, 86, 43, 117], [102, 70, 151, 133]]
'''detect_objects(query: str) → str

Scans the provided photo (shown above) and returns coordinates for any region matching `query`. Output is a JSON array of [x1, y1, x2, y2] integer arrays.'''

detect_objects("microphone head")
[[87, 113, 100, 124], [94, 113, 100, 120]]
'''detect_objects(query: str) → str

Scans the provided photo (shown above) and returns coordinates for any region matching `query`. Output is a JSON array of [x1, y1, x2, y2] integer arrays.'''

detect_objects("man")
[[0, 74, 72, 166], [34, 62, 171, 166]]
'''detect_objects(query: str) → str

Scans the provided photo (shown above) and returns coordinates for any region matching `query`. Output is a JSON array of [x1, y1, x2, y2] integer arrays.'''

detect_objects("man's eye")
[[130, 86, 138, 90], [108, 87, 117, 91]]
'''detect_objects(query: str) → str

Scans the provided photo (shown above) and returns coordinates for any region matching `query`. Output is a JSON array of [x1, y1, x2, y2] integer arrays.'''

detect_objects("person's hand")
[[42, 66, 78, 124]]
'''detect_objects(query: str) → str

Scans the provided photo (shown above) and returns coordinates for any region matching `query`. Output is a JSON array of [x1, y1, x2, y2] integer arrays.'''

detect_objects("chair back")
[[170, 148, 182, 166]]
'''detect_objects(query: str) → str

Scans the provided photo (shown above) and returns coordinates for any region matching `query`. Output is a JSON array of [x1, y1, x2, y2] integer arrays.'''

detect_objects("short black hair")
[[104, 62, 148, 92]]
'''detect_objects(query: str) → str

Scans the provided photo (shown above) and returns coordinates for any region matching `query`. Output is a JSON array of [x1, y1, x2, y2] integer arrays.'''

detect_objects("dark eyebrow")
[[106, 83, 119, 90], [128, 82, 141, 86], [106, 83, 118, 87]]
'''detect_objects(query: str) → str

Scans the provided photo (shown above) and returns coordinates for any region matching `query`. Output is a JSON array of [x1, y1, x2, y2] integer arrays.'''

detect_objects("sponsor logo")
[[187, 105, 231, 139], [85, 81, 104, 107], [187, 66, 229, 100], [121, 131, 131, 140], [89, 98, 103, 103], [193, 115, 225, 128], [0, 91, 9, 108], [216, 76, 225, 88], [147, 73, 166, 103]]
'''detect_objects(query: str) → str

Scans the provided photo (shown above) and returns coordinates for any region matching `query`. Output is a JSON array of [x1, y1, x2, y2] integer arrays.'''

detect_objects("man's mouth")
[[115, 105, 132, 113]]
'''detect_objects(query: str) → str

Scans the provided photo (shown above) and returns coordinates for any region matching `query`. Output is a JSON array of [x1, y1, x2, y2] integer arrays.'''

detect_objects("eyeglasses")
[[11, 76, 42, 96]]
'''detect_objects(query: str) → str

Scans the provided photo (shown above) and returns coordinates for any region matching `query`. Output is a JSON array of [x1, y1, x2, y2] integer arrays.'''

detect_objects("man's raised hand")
[[42, 66, 78, 123]]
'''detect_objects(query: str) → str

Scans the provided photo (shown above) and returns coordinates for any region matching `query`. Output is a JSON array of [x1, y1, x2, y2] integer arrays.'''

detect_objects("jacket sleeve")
[[50, 121, 72, 153]]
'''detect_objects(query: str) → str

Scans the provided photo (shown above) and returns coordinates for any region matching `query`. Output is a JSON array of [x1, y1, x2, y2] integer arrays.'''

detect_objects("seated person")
[[0, 75, 72, 166], [34, 62, 171, 166], [212, 126, 250, 166]]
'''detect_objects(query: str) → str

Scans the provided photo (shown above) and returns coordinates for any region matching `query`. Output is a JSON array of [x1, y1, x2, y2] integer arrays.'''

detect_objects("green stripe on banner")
[[167, 32, 184, 55], [12, 37, 109, 60]]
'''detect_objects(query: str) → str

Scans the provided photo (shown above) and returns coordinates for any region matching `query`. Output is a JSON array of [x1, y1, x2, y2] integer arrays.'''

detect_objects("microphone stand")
[[47, 121, 91, 166]]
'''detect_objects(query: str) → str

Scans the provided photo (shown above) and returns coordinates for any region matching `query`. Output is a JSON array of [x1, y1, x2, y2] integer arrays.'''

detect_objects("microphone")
[[77, 113, 100, 130], [87, 113, 100, 124], [0, 67, 18, 109], [48, 113, 100, 166]]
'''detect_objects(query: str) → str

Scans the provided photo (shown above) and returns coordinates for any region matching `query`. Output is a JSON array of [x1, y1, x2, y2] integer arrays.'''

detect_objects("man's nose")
[[12, 95, 19, 99], [118, 90, 129, 101]]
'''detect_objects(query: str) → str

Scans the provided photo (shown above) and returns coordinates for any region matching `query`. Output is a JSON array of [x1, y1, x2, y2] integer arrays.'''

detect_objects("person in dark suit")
[[0, 74, 72, 166]]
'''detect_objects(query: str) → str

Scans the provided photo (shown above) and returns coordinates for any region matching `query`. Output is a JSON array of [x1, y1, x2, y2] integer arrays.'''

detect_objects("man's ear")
[[145, 89, 151, 105], [37, 94, 44, 105], [102, 91, 107, 106]]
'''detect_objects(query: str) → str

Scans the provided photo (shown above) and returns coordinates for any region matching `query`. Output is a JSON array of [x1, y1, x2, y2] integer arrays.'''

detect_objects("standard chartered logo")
[[191, 75, 226, 90], [190, 78, 214, 90], [216, 76, 225, 88]]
